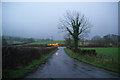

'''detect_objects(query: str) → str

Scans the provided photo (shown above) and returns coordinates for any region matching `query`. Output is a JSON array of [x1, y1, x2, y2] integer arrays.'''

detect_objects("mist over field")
[[2, 2, 118, 40]]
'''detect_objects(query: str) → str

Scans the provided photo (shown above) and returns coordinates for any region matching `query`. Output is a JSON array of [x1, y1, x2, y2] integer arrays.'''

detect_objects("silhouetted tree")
[[64, 34, 73, 48], [59, 11, 90, 52], [103, 34, 119, 46], [91, 36, 103, 45], [27, 38, 35, 43]]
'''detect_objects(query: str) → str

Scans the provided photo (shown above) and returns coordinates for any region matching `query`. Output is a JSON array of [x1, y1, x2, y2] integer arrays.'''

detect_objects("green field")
[[64, 47, 119, 73], [81, 48, 119, 63], [25, 41, 64, 45], [78, 42, 90, 45], [9, 40, 91, 46], [16, 41, 91, 46], [26, 41, 91, 45]]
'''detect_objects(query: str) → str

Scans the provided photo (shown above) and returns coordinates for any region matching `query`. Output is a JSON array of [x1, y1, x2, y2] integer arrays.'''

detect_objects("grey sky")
[[2, 2, 118, 40]]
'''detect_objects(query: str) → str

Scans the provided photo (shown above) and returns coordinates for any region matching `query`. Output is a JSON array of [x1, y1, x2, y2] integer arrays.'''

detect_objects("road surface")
[[25, 47, 119, 78]]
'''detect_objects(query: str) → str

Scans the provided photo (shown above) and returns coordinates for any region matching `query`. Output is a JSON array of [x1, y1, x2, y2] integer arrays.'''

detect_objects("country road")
[[25, 47, 119, 78]]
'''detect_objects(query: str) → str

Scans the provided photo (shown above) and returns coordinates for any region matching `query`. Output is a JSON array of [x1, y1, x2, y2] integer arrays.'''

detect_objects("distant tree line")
[[2, 36, 51, 46], [85, 34, 120, 47], [64, 34, 120, 48], [35, 38, 51, 42]]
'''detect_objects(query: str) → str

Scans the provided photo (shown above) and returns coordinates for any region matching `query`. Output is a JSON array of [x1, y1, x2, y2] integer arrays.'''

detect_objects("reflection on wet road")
[[25, 47, 119, 78]]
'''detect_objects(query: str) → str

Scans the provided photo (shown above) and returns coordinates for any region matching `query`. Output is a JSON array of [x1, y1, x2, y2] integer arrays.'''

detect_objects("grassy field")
[[81, 48, 119, 63], [25, 40, 64, 45], [15, 40, 92, 46], [78, 42, 90, 45], [3, 49, 58, 78], [26, 41, 91, 45], [16, 40, 90, 46], [64, 47, 119, 73]]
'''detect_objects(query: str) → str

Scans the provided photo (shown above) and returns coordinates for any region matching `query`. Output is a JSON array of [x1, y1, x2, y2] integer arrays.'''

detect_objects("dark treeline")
[[65, 34, 120, 48], [83, 34, 120, 47], [2, 35, 52, 46]]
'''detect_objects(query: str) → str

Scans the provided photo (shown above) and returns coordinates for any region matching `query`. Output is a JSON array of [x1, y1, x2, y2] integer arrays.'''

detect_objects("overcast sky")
[[2, 2, 118, 40]]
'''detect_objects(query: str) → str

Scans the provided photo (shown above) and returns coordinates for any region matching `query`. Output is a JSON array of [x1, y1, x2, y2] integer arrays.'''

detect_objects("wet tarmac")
[[25, 47, 119, 78]]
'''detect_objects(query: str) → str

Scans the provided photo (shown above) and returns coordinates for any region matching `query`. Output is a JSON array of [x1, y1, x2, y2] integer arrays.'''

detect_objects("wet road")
[[25, 47, 119, 78]]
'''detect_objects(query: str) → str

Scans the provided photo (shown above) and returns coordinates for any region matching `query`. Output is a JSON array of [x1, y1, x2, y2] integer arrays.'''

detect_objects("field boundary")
[[2, 48, 58, 79], [64, 48, 119, 74]]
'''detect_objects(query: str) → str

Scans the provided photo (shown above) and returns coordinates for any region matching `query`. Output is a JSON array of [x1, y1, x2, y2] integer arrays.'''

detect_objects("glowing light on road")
[[47, 43, 59, 46], [56, 52, 59, 56]]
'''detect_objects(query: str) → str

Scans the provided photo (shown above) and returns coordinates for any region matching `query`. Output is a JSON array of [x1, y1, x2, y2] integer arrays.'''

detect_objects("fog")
[[2, 2, 118, 40]]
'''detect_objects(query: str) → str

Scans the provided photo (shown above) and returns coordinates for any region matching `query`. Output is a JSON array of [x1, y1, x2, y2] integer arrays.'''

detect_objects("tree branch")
[[66, 27, 73, 36]]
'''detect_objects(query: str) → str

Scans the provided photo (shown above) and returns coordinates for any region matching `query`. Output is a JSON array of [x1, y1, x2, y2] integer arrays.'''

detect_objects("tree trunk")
[[74, 38, 78, 52]]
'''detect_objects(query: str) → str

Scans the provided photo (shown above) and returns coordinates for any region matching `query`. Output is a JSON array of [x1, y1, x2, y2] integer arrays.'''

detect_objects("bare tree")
[[59, 11, 90, 52], [64, 33, 73, 48]]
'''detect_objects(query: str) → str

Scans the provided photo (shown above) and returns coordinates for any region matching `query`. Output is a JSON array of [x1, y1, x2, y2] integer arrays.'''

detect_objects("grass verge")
[[3, 49, 58, 79], [64, 48, 119, 73]]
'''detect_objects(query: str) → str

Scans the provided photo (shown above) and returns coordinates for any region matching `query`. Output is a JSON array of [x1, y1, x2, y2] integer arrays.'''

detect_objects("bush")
[[2, 46, 57, 70]]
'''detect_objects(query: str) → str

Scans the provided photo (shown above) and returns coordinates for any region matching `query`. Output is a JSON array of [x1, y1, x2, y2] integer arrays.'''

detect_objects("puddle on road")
[[56, 52, 59, 56]]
